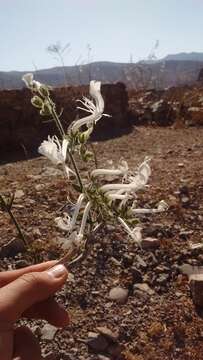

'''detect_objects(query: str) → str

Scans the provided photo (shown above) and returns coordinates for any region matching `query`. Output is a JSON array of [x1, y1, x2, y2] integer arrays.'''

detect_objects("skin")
[[0, 261, 69, 360]]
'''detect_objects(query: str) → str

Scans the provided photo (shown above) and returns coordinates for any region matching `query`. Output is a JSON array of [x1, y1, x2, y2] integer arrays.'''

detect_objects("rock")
[[181, 195, 190, 206], [96, 326, 119, 342], [109, 286, 129, 304], [41, 324, 58, 340], [189, 274, 203, 307], [32, 228, 42, 238], [35, 184, 45, 191], [133, 283, 155, 296], [98, 356, 111, 360], [179, 264, 203, 277], [0, 238, 26, 259], [87, 332, 109, 353], [141, 237, 160, 250], [14, 190, 24, 199], [189, 242, 203, 250]]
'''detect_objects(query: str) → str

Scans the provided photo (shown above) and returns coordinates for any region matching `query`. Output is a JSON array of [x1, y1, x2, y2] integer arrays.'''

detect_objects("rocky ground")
[[0, 126, 203, 359]]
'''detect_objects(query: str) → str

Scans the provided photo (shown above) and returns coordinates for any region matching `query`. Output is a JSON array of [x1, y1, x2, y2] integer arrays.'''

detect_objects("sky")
[[1, 0, 203, 71]]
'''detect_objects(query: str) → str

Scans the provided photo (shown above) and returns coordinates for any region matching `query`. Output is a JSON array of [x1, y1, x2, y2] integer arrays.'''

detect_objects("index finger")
[[0, 261, 57, 287]]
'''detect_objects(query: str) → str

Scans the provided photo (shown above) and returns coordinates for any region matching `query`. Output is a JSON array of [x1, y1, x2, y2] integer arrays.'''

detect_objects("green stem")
[[0, 195, 27, 246], [50, 104, 84, 192]]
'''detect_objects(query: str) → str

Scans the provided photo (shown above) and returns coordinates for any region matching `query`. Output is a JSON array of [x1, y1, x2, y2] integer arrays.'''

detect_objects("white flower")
[[38, 136, 75, 177], [55, 199, 92, 247], [77, 201, 91, 240], [100, 158, 151, 195], [22, 73, 42, 91], [89, 80, 104, 113], [91, 160, 128, 179], [131, 200, 168, 215], [118, 217, 142, 244], [70, 80, 110, 134]]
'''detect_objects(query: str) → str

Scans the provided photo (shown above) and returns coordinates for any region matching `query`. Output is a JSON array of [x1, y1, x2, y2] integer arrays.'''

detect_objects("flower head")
[[38, 136, 75, 177], [22, 73, 42, 91], [70, 80, 109, 135]]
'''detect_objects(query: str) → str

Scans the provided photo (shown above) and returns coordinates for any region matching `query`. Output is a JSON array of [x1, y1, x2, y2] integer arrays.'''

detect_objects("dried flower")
[[38, 136, 75, 177]]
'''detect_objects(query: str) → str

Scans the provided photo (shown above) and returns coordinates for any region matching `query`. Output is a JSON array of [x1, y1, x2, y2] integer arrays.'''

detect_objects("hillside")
[[1, 58, 203, 90]]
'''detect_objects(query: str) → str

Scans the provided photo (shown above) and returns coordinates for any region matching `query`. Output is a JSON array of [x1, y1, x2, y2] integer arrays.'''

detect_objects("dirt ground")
[[0, 126, 203, 359]]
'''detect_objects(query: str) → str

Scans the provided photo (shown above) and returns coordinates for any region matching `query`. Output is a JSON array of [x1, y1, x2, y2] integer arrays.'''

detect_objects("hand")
[[0, 261, 69, 360]]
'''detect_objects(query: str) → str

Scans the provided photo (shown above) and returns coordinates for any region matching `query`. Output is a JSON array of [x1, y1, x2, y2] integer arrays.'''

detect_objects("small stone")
[[98, 356, 111, 360], [15, 190, 25, 199], [109, 286, 129, 304], [179, 264, 203, 277], [32, 228, 42, 238], [87, 332, 109, 353], [35, 184, 45, 191], [189, 274, 203, 307], [141, 237, 160, 250], [190, 242, 203, 250], [133, 283, 155, 295], [41, 324, 58, 340], [181, 196, 190, 206], [96, 326, 118, 342]]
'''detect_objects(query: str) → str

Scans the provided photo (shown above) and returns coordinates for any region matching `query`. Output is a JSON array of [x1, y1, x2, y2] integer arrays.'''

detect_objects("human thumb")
[[0, 264, 68, 326]]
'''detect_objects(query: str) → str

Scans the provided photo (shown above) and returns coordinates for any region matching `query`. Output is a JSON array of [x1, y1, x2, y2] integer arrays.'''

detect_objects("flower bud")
[[31, 95, 44, 109], [38, 84, 50, 97], [40, 102, 52, 116]]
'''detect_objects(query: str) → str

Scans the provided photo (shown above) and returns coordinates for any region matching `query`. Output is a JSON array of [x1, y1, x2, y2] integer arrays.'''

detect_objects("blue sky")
[[1, 0, 203, 71]]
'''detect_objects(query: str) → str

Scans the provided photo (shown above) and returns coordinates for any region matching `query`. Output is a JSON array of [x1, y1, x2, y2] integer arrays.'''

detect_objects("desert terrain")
[[0, 121, 203, 359]]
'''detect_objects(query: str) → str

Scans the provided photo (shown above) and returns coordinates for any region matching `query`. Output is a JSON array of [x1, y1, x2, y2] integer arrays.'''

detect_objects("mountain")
[[163, 52, 203, 62], [1, 54, 203, 90]]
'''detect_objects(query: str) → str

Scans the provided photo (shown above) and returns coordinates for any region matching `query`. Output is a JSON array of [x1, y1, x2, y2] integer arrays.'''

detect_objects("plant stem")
[[51, 104, 84, 192], [0, 195, 27, 246]]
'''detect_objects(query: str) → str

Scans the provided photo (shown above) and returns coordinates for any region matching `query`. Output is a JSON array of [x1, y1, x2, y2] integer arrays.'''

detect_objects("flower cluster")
[[23, 73, 168, 262]]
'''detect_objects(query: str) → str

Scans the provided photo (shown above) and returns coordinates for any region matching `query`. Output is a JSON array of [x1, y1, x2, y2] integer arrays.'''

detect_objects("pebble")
[[141, 237, 160, 250], [41, 324, 58, 340], [35, 184, 45, 191], [15, 189, 25, 199], [96, 326, 118, 342], [133, 283, 155, 295], [109, 286, 129, 304]]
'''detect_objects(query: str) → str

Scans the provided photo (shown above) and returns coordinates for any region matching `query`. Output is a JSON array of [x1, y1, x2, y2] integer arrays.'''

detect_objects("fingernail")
[[46, 264, 67, 279]]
